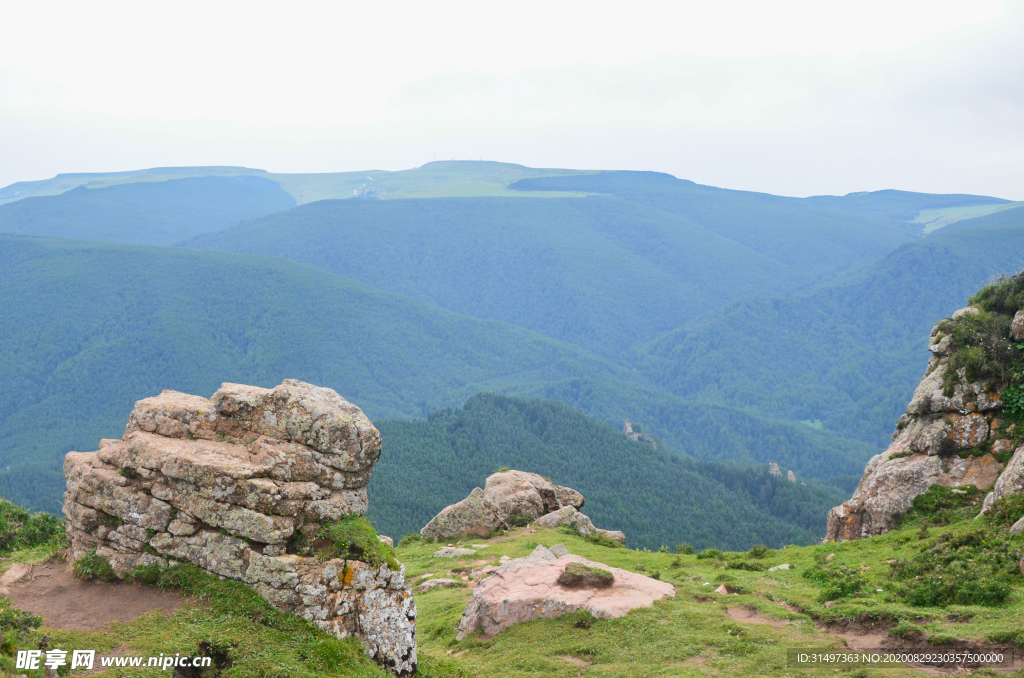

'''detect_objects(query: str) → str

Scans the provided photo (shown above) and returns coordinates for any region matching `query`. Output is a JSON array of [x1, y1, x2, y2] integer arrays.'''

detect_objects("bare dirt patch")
[[5, 560, 182, 631], [725, 605, 789, 629], [556, 654, 592, 667]]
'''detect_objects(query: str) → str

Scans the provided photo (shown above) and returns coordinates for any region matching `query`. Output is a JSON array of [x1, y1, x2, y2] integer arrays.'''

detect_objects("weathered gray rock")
[[456, 554, 674, 640], [827, 305, 1024, 541], [536, 506, 597, 536], [1012, 310, 1024, 342], [549, 543, 570, 557], [421, 470, 625, 544], [826, 430, 1003, 541], [64, 380, 416, 674], [420, 488, 500, 542]]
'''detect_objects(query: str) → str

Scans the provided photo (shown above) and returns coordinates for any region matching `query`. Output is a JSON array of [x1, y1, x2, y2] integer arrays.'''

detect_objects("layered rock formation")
[[827, 307, 1021, 541], [63, 380, 416, 674], [420, 470, 625, 544], [456, 544, 674, 639]]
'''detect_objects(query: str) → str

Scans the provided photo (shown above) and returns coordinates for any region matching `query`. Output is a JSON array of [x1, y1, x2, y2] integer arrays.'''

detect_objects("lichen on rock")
[[63, 379, 416, 674]]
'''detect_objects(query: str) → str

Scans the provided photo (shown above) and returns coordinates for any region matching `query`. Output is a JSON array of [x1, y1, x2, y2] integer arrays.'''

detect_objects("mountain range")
[[1, 161, 1021, 548]]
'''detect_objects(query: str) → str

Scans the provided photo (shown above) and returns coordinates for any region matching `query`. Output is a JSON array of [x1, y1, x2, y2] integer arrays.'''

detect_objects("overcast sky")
[[2, 1, 1022, 198]]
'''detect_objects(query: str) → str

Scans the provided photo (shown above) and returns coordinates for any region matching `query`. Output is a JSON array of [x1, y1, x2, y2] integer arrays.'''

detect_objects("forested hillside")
[[633, 204, 1024, 447], [0, 234, 870, 514], [0, 176, 295, 244], [186, 196, 798, 355], [368, 393, 844, 550]]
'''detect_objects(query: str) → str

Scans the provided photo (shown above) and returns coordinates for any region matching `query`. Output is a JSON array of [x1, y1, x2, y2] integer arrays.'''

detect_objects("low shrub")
[[727, 561, 766, 572], [900, 484, 981, 527], [888, 528, 1020, 606], [557, 562, 614, 589], [0, 499, 63, 554], [802, 560, 866, 602], [560, 609, 597, 629], [934, 311, 1019, 397], [0, 597, 41, 638], [989, 493, 1024, 527], [505, 512, 533, 529], [315, 516, 400, 571], [696, 548, 723, 560], [675, 542, 694, 555], [73, 549, 118, 581], [970, 272, 1024, 316], [747, 544, 770, 558], [398, 533, 423, 547], [584, 532, 623, 548]]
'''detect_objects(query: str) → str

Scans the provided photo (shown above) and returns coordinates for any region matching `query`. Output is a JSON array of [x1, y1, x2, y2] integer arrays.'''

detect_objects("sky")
[[2, 1, 1023, 198]]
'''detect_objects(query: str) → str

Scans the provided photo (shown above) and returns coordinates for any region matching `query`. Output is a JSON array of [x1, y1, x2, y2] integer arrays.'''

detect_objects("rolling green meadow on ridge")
[[0, 161, 1021, 549]]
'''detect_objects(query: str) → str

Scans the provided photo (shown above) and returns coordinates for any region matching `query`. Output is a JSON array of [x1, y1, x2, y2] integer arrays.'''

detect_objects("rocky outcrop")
[[827, 306, 1014, 542], [420, 470, 610, 542], [456, 545, 673, 639], [63, 380, 416, 674]]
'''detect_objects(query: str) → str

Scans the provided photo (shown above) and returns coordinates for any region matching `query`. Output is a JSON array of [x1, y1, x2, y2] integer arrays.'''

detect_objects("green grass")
[[395, 515, 1024, 677], [914, 202, 1024, 233], [5, 509, 1024, 675]]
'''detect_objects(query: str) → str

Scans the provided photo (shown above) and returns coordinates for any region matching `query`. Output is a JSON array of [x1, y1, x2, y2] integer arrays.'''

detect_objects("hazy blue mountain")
[[369, 393, 847, 551], [185, 196, 804, 356], [509, 171, 938, 286], [633, 205, 1024, 447], [0, 176, 295, 244], [0, 234, 877, 513]]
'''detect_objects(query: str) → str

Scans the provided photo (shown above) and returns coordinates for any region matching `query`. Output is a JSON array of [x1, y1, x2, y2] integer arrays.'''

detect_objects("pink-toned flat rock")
[[456, 554, 674, 639]]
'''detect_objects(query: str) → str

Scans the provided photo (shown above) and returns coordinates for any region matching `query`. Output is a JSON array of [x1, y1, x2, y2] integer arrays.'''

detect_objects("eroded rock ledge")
[[826, 307, 1021, 542], [63, 379, 416, 674]]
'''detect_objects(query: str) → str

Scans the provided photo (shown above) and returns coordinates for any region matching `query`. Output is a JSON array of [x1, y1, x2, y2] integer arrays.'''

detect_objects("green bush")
[[505, 512, 533, 529], [888, 529, 1020, 606], [802, 561, 866, 602], [584, 532, 623, 549], [398, 533, 423, 547], [675, 542, 694, 555], [989, 493, 1024, 527], [696, 548, 723, 560], [935, 311, 1019, 396], [900, 484, 981, 527], [970, 272, 1024, 316], [747, 544, 770, 558], [726, 560, 766, 572], [0, 597, 41, 638], [73, 549, 118, 581], [0, 499, 63, 554], [315, 516, 400, 571]]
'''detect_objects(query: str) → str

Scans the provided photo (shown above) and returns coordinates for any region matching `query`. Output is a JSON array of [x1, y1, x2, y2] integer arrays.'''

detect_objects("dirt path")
[[4, 560, 182, 631]]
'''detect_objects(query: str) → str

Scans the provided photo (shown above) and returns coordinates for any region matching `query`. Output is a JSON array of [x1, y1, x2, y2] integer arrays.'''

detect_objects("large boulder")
[[420, 470, 617, 543], [64, 380, 416, 674], [456, 552, 674, 639], [827, 305, 1013, 542]]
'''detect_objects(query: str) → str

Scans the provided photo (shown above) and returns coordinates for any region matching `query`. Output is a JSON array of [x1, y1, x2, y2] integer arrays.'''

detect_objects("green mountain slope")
[[633, 205, 1024, 447], [0, 234, 875, 515], [0, 176, 295, 245], [369, 393, 846, 550], [185, 196, 798, 356]]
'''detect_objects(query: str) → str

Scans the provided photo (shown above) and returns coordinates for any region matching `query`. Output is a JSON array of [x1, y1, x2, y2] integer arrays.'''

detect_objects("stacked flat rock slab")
[[420, 470, 624, 544], [826, 307, 1016, 542], [456, 545, 674, 639], [63, 379, 416, 675]]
